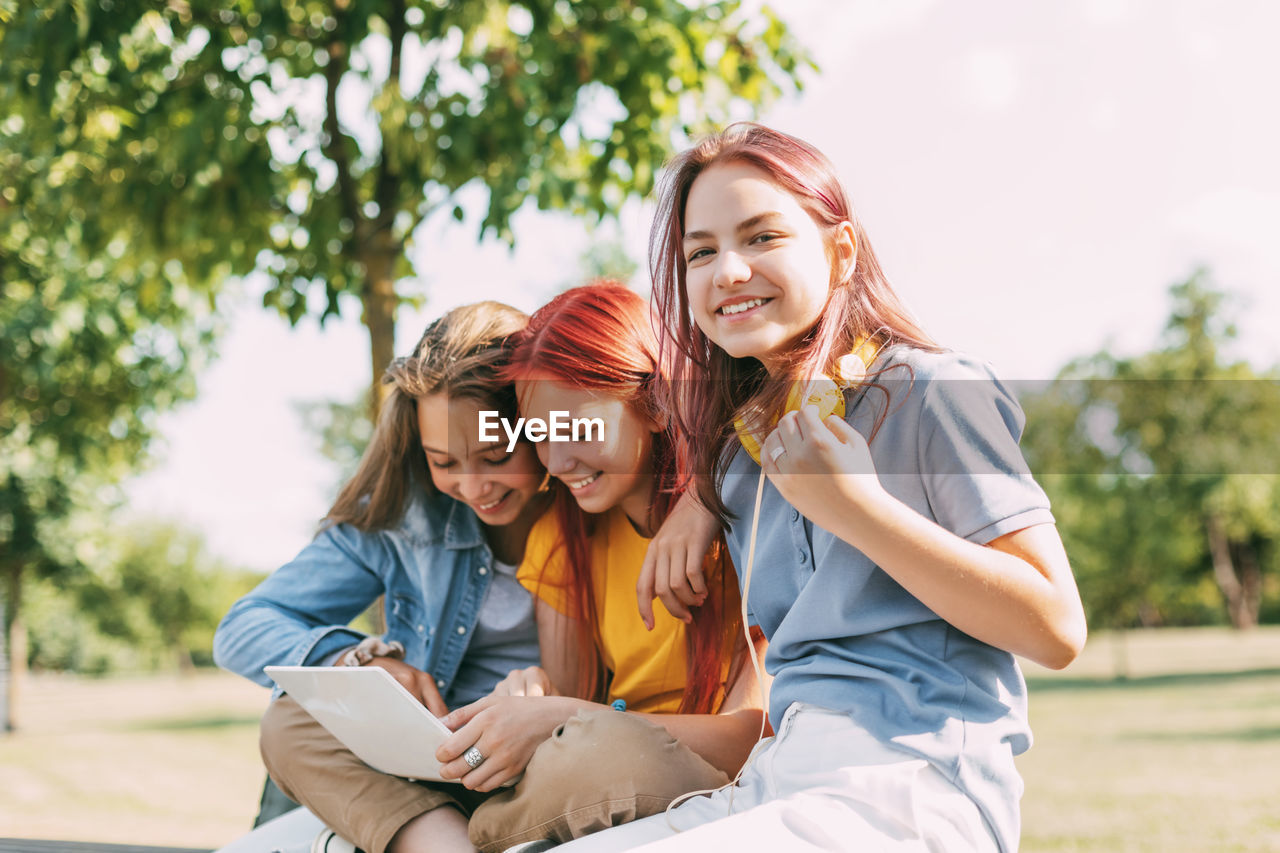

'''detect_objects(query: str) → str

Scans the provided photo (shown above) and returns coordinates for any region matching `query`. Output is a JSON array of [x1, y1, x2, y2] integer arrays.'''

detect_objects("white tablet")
[[265, 665, 453, 782]]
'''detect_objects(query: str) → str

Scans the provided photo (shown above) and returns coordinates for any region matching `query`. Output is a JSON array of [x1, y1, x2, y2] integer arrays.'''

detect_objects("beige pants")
[[468, 708, 729, 853], [260, 696, 729, 853], [260, 694, 492, 853]]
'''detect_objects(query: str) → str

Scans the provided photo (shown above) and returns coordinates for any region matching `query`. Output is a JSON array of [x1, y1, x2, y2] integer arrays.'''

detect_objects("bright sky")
[[125, 0, 1280, 573]]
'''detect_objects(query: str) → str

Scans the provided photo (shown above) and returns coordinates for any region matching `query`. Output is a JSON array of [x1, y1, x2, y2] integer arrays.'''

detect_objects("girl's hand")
[[436, 695, 582, 791], [759, 405, 886, 538], [636, 490, 719, 629], [490, 665, 557, 697], [367, 657, 449, 718]]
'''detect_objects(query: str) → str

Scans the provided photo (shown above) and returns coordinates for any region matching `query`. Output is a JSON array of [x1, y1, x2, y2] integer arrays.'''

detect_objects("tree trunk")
[[1235, 541, 1262, 630], [1206, 515, 1257, 630], [1109, 629, 1130, 681], [361, 241, 399, 425], [0, 583, 9, 733], [3, 563, 24, 732], [359, 238, 399, 638], [8, 615, 24, 730]]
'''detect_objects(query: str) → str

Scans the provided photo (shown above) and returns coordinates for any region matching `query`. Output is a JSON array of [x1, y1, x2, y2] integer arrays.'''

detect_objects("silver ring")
[[463, 746, 486, 769], [768, 445, 787, 463]]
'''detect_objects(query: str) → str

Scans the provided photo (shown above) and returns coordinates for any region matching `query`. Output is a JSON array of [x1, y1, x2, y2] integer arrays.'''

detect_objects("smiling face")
[[682, 161, 853, 376], [516, 379, 659, 534], [416, 393, 545, 528]]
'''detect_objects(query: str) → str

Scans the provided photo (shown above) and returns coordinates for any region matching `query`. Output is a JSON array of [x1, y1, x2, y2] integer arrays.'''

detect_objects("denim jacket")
[[213, 489, 516, 709]]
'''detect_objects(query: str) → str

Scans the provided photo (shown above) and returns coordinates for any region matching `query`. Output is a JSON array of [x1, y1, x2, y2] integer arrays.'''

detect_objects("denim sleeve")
[[212, 523, 388, 687]]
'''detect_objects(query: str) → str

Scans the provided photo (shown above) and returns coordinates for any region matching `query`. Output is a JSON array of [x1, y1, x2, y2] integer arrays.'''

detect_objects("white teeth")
[[477, 494, 505, 510], [719, 297, 766, 316], [566, 472, 600, 490]]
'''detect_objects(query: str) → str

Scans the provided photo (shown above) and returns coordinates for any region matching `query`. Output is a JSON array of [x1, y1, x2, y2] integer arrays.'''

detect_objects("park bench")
[[0, 842, 208, 853]]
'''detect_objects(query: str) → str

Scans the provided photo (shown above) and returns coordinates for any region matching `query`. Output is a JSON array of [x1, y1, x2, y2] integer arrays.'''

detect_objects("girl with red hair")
[[433, 281, 766, 852], [551, 125, 1086, 851]]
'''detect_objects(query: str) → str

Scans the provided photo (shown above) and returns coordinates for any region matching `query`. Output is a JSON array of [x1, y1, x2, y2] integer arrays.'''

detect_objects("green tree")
[[2, 0, 810, 417], [0, 189, 219, 728], [1022, 272, 1280, 630], [17, 520, 265, 675], [71, 521, 260, 672], [569, 229, 640, 290]]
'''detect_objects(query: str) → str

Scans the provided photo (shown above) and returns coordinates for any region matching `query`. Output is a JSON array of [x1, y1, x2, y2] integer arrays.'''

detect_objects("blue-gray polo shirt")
[[720, 346, 1053, 853]]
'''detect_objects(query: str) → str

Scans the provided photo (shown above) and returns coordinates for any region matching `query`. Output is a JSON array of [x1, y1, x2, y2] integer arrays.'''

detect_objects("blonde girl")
[[215, 302, 549, 853]]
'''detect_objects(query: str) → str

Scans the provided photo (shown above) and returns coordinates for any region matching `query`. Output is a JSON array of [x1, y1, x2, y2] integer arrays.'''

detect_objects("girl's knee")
[[548, 710, 725, 795], [258, 693, 350, 782], [471, 711, 728, 851], [258, 694, 302, 764]]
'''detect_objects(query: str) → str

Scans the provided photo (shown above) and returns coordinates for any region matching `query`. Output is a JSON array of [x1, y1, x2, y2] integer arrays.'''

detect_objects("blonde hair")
[[326, 301, 529, 531]]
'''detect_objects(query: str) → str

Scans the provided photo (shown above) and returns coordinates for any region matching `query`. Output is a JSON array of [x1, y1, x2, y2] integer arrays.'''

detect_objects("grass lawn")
[[0, 627, 1277, 850], [1019, 627, 1280, 852], [0, 670, 271, 848]]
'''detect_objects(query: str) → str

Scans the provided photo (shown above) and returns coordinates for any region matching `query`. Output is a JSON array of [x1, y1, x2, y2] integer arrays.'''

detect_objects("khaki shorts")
[[260, 696, 728, 853], [260, 694, 493, 853], [468, 708, 729, 852]]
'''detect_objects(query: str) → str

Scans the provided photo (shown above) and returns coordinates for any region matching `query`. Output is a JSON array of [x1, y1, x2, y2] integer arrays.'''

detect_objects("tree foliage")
[[2, 0, 812, 414], [0, 97, 222, 725], [72, 521, 260, 670], [1021, 272, 1280, 630], [21, 520, 263, 674]]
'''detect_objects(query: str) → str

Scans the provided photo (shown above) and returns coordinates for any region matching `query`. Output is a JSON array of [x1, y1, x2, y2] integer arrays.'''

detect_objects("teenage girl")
[[214, 302, 551, 853], [432, 282, 766, 852], [556, 125, 1087, 852]]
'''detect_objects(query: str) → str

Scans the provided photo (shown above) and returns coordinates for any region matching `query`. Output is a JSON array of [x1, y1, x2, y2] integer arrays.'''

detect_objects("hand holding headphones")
[[758, 403, 885, 536], [738, 339, 884, 538]]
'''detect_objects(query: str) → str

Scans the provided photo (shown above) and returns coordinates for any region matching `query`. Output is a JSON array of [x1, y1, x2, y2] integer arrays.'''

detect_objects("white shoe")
[[310, 828, 362, 853], [214, 806, 325, 853]]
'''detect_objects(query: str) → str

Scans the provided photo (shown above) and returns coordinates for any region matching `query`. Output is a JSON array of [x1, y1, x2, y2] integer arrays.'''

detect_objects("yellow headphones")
[[734, 338, 880, 465]]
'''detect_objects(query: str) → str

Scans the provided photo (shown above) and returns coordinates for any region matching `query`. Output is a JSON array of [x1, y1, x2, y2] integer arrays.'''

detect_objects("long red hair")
[[649, 123, 940, 519], [507, 281, 743, 715]]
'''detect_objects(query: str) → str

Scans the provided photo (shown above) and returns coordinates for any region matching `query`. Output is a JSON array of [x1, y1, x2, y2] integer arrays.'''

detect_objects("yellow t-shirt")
[[517, 507, 724, 715]]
